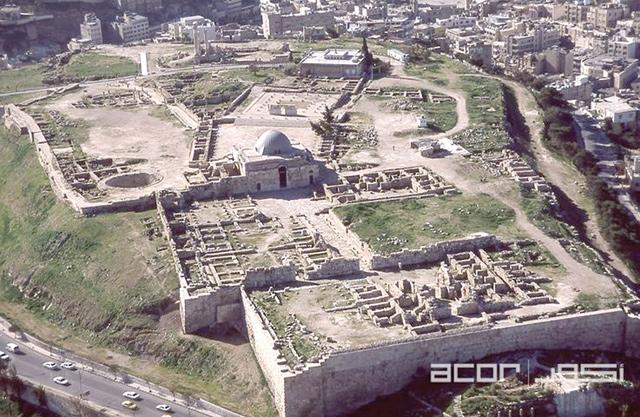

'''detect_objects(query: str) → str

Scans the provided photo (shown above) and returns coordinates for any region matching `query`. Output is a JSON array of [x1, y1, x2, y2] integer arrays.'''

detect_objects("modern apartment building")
[[111, 12, 150, 43], [80, 13, 103, 45]]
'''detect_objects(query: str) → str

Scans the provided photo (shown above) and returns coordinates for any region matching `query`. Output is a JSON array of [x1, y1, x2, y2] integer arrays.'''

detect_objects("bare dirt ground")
[[284, 286, 408, 347], [46, 83, 191, 199]]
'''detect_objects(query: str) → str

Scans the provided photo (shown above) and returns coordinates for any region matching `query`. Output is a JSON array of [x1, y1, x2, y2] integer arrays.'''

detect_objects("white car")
[[0, 351, 10, 361], [42, 362, 59, 370], [61, 361, 76, 370], [122, 391, 140, 400], [156, 404, 172, 412], [5, 343, 19, 353], [53, 376, 69, 386]]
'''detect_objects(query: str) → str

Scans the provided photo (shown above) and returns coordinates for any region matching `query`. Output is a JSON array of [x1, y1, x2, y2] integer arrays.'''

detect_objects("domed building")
[[199, 129, 320, 194]]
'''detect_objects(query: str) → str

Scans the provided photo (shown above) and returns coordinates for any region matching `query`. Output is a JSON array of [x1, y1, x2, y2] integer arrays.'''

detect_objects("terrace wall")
[[246, 306, 640, 417]]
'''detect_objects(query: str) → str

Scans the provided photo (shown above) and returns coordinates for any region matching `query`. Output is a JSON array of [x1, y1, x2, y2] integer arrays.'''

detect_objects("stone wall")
[[370, 233, 500, 270], [249, 308, 640, 417], [244, 265, 296, 289], [241, 288, 289, 417], [306, 257, 360, 280], [180, 286, 242, 334]]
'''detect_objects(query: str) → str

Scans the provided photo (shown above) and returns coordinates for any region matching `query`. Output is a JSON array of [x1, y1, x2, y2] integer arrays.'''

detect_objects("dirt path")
[[469, 74, 635, 281]]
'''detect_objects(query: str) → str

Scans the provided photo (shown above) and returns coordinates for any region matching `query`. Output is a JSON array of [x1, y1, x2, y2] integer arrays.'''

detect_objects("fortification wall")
[[241, 288, 288, 417], [256, 308, 633, 417], [180, 286, 242, 334]]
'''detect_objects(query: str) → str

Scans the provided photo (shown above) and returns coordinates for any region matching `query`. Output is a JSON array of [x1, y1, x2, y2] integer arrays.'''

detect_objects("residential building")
[[581, 54, 638, 90], [506, 25, 560, 56], [592, 96, 637, 132], [80, 13, 103, 45], [111, 0, 162, 15], [261, 10, 335, 39], [168, 15, 217, 42], [608, 36, 638, 59], [111, 12, 150, 44], [587, 4, 625, 29], [624, 156, 640, 191]]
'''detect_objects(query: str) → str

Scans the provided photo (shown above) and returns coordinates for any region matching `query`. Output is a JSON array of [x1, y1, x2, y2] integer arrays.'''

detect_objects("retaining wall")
[[246, 306, 640, 417], [369, 233, 500, 270]]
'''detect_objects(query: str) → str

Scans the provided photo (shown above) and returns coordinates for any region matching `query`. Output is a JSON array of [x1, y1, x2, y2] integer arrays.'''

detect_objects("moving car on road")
[[121, 400, 138, 410], [122, 391, 141, 400], [61, 361, 76, 370], [53, 376, 69, 386], [0, 351, 10, 361], [156, 404, 172, 412], [42, 362, 59, 370], [5, 343, 19, 353]]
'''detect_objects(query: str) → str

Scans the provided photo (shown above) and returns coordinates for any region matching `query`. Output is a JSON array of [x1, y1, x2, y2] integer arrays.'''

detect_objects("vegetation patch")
[[59, 52, 138, 81], [451, 76, 510, 153], [334, 195, 523, 254], [0, 126, 275, 416]]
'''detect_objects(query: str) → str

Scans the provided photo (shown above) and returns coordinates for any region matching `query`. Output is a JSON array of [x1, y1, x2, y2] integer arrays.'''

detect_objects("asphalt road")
[[0, 333, 218, 417]]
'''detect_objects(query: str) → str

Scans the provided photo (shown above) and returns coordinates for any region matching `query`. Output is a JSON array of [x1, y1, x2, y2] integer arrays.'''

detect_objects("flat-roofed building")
[[261, 10, 335, 39], [299, 49, 364, 78], [112, 12, 149, 44], [80, 13, 103, 45]]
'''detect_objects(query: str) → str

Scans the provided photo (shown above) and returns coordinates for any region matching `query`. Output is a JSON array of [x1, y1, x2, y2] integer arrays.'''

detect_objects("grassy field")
[[451, 76, 510, 153], [0, 65, 47, 94], [418, 96, 457, 132], [220, 66, 290, 84], [334, 194, 524, 254], [0, 53, 137, 94], [62, 53, 138, 81], [0, 126, 276, 416], [405, 54, 470, 87]]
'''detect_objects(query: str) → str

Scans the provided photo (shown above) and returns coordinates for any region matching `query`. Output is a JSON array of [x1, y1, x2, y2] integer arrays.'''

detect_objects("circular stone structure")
[[104, 172, 160, 188], [255, 130, 293, 156]]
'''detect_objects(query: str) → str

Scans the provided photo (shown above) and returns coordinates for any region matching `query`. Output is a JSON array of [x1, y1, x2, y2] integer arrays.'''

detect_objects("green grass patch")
[[0, 125, 276, 416], [418, 96, 457, 132], [0, 64, 47, 94], [61, 52, 138, 81], [451, 76, 510, 152], [334, 194, 524, 254], [405, 54, 469, 86], [520, 190, 572, 240], [219, 66, 290, 84]]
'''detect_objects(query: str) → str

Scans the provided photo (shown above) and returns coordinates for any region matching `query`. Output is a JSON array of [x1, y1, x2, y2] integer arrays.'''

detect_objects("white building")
[[299, 49, 365, 78], [112, 12, 149, 44], [387, 48, 409, 63], [168, 15, 217, 42], [625, 156, 640, 191], [80, 13, 102, 45], [435, 15, 477, 29], [592, 96, 637, 131]]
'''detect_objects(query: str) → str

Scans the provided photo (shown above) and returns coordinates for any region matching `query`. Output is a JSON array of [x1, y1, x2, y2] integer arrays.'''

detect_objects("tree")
[[322, 106, 334, 124], [325, 26, 339, 39], [361, 36, 374, 72]]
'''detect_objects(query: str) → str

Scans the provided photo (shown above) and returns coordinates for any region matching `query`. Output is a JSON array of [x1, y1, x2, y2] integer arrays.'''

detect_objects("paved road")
[[0, 332, 218, 417]]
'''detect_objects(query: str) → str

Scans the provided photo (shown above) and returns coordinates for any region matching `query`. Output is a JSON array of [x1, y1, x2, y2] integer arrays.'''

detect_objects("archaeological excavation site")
[[3, 48, 640, 417]]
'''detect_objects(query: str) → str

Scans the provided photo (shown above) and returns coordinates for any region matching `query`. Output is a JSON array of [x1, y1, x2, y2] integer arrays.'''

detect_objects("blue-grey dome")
[[255, 130, 293, 156]]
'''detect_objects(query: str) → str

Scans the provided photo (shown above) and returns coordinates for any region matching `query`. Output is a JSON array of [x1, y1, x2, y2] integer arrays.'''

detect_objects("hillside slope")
[[0, 125, 276, 416]]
